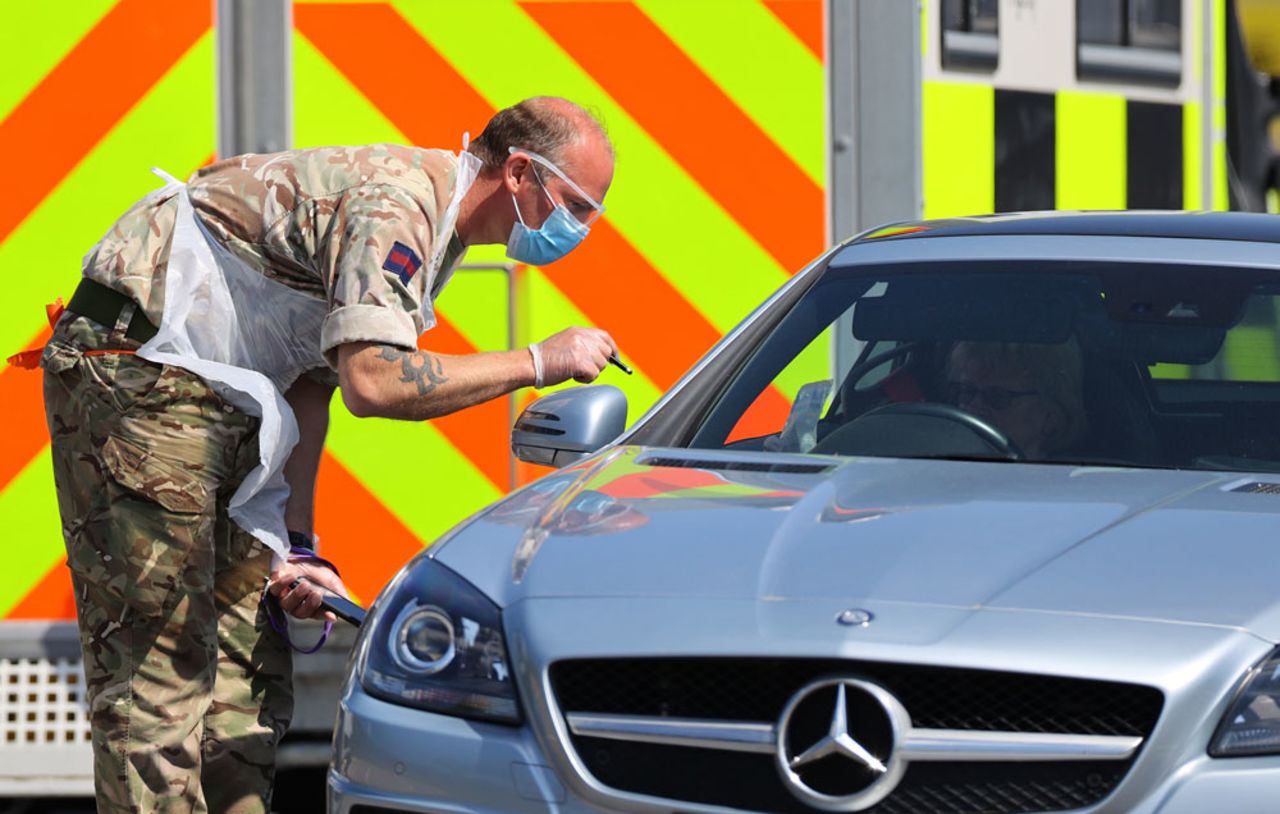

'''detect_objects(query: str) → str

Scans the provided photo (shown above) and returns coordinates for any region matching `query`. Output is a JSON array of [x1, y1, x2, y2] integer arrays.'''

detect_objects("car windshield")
[[686, 259, 1280, 472]]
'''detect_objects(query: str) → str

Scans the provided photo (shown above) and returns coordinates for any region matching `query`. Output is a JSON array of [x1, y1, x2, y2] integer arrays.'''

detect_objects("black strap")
[[66, 278, 158, 343]]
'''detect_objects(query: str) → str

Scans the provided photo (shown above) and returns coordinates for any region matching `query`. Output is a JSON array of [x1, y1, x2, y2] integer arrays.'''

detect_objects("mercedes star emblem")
[[789, 683, 888, 774], [775, 677, 912, 811], [836, 608, 874, 627]]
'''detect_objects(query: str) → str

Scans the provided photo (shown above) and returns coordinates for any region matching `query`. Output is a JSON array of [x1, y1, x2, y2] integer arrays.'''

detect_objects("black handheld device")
[[319, 592, 367, 627], [607, 353, 633, 375], [285, 574, 367, 627]]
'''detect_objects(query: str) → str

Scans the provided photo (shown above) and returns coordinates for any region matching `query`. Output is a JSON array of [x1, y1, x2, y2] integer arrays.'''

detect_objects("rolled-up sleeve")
[[316, 182, 438, 368], [320, 304, 418, 361]]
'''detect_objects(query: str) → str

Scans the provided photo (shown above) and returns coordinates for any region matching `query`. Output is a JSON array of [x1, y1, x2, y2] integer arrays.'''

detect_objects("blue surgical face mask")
[[505, 148, 604, 265], [506, 181, 589, 265]]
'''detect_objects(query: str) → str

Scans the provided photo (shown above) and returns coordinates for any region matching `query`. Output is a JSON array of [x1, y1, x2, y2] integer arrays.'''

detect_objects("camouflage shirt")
[[83, 144, 469, 370]]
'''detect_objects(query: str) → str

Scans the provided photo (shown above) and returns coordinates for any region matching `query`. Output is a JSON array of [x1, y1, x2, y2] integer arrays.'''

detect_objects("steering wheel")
[[811, 401, 1024, 461], [827, 342, 921, 420]]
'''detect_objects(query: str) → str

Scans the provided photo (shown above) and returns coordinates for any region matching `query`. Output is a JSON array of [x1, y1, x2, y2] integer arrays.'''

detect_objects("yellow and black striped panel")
[[928, 83, 1201, 217], [923, 0, 1228, 220]]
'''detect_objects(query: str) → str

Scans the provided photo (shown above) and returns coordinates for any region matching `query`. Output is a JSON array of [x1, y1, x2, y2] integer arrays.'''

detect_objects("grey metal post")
[[827, 0, 922, 383], [216, 0, 292, 158], [455, 263, 521, 490]]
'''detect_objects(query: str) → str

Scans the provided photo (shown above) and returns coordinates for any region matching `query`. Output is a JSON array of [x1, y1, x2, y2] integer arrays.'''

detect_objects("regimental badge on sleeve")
[[382, 241, 423, 286]]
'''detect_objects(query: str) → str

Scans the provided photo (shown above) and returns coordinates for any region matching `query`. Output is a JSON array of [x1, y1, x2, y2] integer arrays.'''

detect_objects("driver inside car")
[[942, 339, 1089, 459]]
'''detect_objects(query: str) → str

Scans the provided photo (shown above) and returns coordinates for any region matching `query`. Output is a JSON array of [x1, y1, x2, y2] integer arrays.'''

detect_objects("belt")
[[66, 278, 158, 343]]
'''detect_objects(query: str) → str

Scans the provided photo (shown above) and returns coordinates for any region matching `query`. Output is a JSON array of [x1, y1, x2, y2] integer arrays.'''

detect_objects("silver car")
[[329, 212, 1280, 814]]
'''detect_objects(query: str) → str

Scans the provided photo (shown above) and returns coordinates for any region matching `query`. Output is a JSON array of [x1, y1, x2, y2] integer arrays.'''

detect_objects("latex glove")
[[534, 326, 618, 386], [268, 560, 350, 623]]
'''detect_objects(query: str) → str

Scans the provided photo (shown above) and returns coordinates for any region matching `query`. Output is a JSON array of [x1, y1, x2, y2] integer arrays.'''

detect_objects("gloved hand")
[[532, 326, 618, 386], [268, 560, 350, 623]]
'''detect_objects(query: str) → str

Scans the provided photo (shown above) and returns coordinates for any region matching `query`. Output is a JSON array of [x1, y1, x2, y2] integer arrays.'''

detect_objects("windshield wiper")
[[847, 452, 1180, 470]]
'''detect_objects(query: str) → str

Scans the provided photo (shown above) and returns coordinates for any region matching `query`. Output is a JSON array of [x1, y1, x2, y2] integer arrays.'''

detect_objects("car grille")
[[549, 658, 1163, 814]]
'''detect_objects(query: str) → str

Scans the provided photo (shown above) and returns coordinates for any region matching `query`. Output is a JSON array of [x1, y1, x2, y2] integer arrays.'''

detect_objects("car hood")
[[433, 447, 1280, 639]]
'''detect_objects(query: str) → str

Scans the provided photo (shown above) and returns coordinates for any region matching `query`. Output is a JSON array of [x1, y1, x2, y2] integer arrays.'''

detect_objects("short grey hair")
[[468, 96, 610, 170]]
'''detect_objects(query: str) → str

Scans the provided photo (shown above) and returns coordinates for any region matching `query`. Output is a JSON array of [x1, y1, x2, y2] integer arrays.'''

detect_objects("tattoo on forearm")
[[376, 346, 449, 397]]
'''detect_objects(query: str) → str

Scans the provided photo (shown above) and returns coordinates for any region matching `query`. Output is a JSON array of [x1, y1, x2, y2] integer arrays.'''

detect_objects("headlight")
[[358, 556, 519, 725], [1210, 647, 1280, 757]]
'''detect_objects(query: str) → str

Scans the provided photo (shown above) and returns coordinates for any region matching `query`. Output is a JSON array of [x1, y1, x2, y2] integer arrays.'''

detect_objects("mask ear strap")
[[532, 166, 557, 207], [516, 158, 556, 212], [508, 154, 534, 225], [511, 194, 529, 227], [507, 146, 605, 215]]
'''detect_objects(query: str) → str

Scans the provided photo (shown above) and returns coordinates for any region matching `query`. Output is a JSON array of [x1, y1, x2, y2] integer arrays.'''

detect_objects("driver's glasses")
[[945, 382, 1039, 411]]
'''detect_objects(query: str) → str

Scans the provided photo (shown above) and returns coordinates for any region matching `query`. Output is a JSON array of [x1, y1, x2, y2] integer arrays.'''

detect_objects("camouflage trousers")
[[41, 312, 293, 814]]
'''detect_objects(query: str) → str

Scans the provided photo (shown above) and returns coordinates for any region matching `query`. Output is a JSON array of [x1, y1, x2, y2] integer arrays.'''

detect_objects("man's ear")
[[503, 153, 531, 195]]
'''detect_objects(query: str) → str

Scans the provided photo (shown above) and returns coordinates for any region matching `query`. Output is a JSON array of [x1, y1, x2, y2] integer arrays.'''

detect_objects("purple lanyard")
[[261, 545, 340, 654]]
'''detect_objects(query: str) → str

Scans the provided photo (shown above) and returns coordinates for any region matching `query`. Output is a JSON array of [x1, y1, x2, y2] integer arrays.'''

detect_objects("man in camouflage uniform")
[[41, 97, 617, 813]]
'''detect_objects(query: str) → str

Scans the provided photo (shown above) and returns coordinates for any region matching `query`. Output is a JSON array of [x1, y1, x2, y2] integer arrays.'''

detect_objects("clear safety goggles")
[[508, 146, 606, 225]]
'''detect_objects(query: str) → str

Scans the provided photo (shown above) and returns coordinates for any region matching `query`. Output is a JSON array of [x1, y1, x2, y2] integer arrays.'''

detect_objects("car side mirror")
[[512, 385, 628, 468]]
